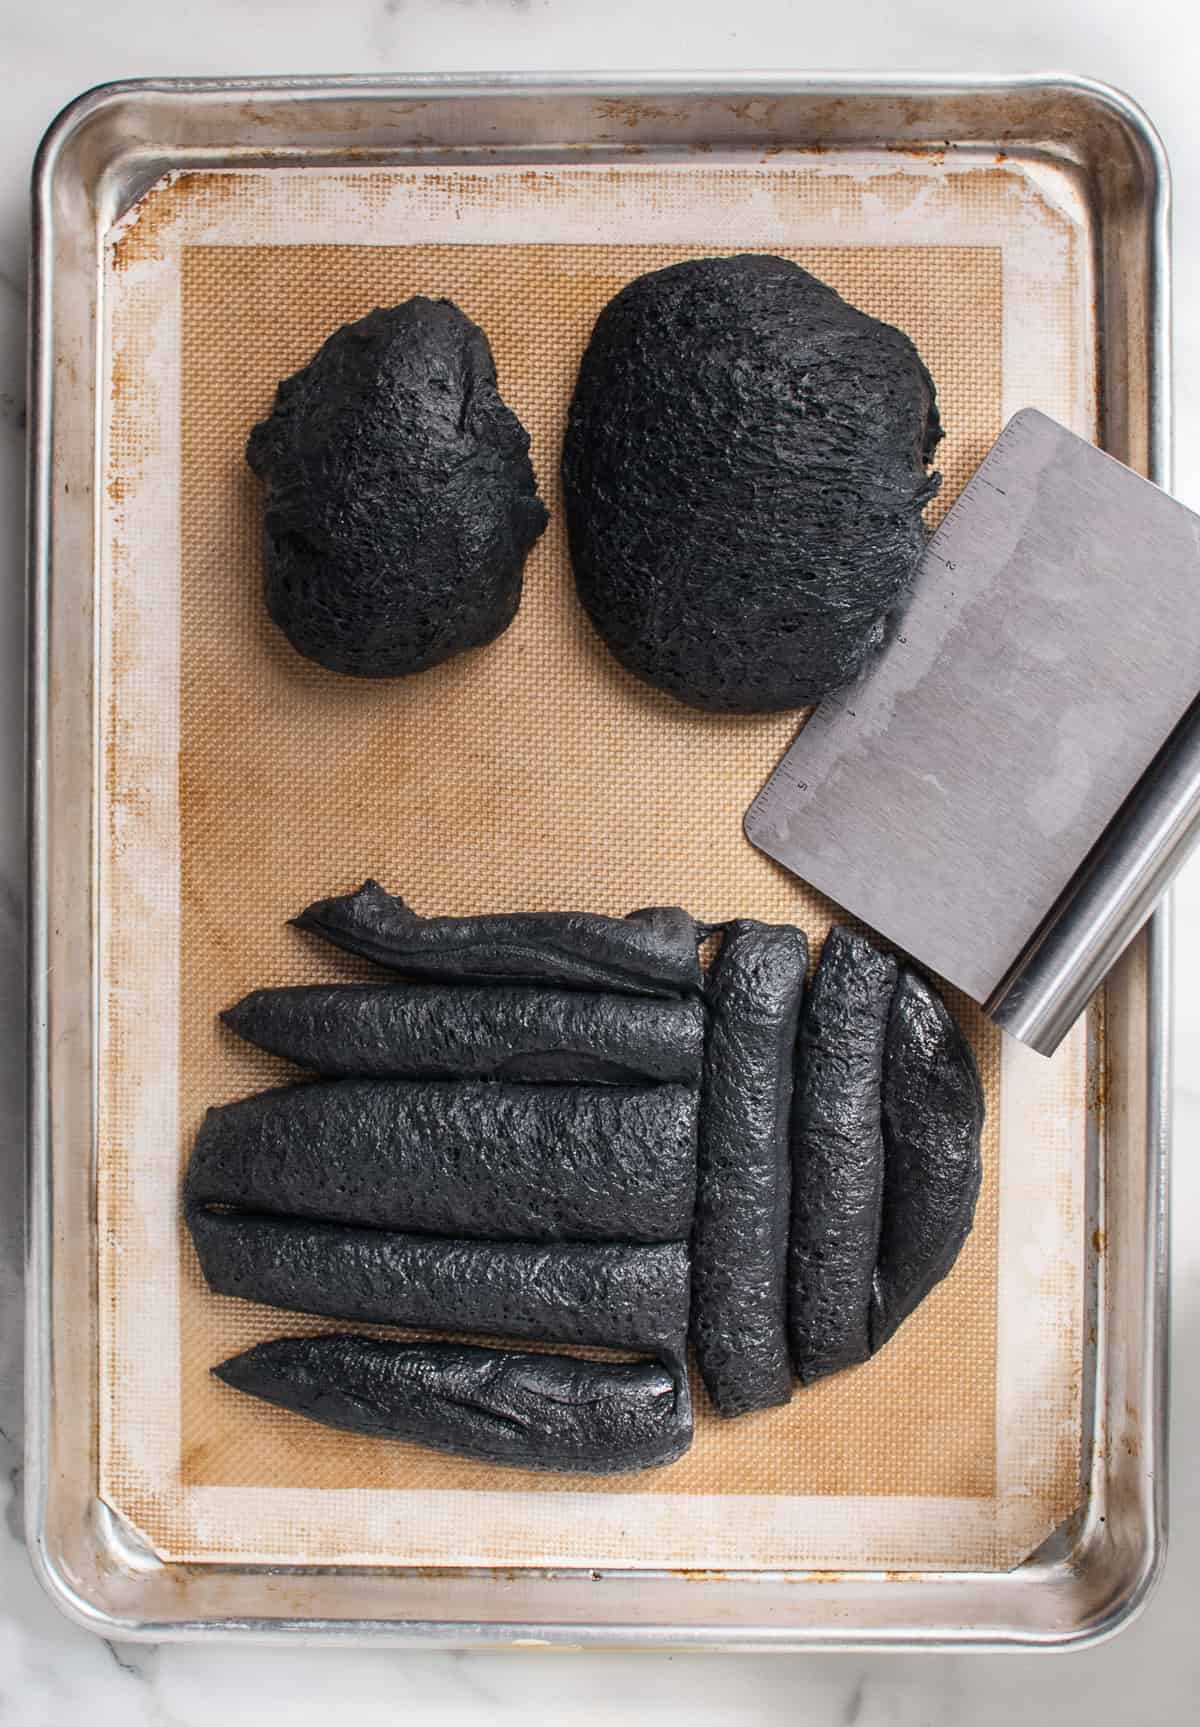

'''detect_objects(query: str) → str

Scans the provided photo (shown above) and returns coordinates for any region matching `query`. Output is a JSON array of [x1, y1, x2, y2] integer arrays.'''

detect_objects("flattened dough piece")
[[186, 1079, 698, 1245], [246, 298, 547, 677], [692, 920, 807, 1416], [188, 1210, 691, 1365], [870, 967, 985, 1351], [788, 926, 897, 1383], [215, 1336, 693, 1473], [294, 881, 703, 997], [221, 982, 704, 1085]]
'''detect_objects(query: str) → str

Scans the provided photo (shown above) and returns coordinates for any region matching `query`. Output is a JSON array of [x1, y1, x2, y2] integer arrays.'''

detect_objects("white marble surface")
[[3, 0, 1199, 1716]]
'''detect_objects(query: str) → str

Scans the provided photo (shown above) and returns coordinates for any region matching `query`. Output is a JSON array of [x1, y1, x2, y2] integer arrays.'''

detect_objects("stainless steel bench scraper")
[[745, 409, 1200, 1056]]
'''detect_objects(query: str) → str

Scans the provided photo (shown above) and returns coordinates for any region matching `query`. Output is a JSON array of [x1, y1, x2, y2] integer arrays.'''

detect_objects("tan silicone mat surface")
[[172, 238, 1002, 1501]]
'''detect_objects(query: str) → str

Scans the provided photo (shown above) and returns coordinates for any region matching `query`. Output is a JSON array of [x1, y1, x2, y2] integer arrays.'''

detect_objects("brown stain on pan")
[[1120, 1399, 1142, 1460], [593, 99, 686, 130], [889, 142, 952, 166]]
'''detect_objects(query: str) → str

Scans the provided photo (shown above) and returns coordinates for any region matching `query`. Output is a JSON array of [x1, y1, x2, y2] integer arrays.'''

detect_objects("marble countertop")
[[3, 0, 1198, 1717]]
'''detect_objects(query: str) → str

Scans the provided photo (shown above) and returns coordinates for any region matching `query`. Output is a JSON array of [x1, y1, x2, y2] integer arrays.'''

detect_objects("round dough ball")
[[248, 298, 548, 677], [562, 255, 942, 712]]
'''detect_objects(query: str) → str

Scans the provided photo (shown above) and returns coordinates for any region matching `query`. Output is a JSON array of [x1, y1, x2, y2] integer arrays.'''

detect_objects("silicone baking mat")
[[99, 159, 1090, 1569]]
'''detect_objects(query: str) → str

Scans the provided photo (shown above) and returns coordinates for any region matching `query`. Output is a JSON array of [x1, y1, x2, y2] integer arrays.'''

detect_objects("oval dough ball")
[[247, 298, 548, 677], [562, 254, 942, 712]]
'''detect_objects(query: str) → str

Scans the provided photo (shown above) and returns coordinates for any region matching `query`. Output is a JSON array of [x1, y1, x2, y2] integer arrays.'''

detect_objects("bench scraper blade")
[[744, 409, 1200, 1056]]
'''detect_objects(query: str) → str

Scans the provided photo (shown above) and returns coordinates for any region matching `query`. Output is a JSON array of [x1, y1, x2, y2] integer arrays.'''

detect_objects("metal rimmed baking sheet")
[[27, 73, 1169, 1648]]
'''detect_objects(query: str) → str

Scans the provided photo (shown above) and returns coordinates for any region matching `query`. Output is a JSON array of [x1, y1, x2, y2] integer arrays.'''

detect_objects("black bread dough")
[[562, 254, 941, 711], [870, 968, 985, 1350], [186, 1078, 699, 1245], [246, 298, 548, 677], [787, 926, 896, 1383], [221, 982, 705, 1084], [691, 920, 807, 1417], [294, 881, 704, 996], [215, 1336, 693, 1473], [187, 1209, 691, 1365]]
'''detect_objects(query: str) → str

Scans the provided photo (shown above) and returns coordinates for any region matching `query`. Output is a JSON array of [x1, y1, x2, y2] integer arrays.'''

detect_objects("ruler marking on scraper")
[[745, 409, 1200, 1006]]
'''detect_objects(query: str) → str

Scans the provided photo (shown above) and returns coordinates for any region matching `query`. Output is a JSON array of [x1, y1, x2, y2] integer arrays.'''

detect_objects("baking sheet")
[[99, 157, 1090, 1571]]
